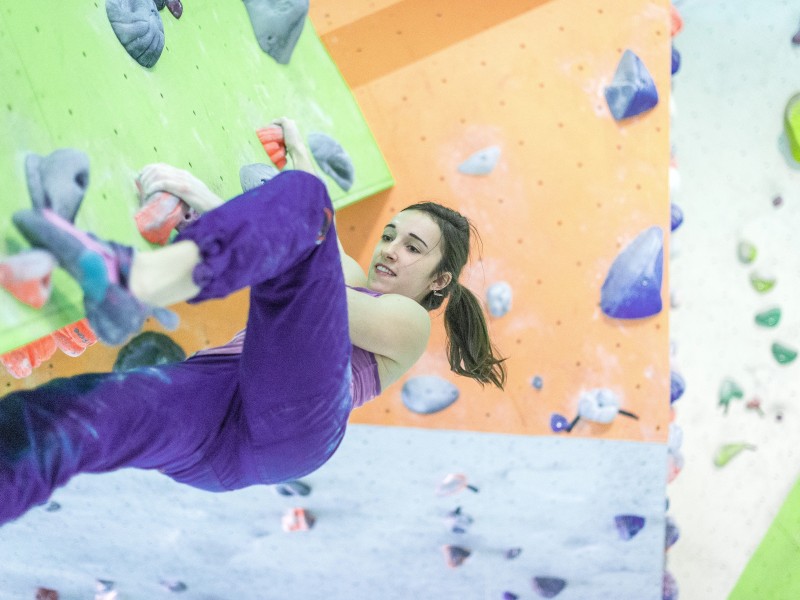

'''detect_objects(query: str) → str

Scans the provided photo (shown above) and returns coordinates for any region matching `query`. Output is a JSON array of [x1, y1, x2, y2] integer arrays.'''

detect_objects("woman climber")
[[0, 118, 505, 525]]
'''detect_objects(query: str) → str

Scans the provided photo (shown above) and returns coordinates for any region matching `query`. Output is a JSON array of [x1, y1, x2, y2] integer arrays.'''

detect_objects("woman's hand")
[[137, 163, 224, 214], [271, 117, 317, 175]]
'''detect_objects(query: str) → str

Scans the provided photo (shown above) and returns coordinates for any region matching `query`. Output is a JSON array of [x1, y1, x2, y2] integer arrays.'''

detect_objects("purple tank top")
[[193, 286, 382, 409]]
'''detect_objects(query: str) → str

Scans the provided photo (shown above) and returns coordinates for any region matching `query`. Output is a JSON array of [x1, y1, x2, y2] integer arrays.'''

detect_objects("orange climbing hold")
[[0, 334, 57, 379], [53, 318, 97, 357], [134, 191, 189, 245], [670, 5, 683, 37], [0, 250, 56, 309], [256, 125, 288, 170]]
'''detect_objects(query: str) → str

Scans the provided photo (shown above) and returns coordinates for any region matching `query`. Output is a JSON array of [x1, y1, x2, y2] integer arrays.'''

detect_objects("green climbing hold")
[[771, 342, 798, 365], [737, 241, 757, 264], [718, 378, 744, 413], [755, 307, 781, 327], [714, 443, 756, 467], [113, 331, 186, 371], [784, 92, 800, 163], [749, 272, 776, 293]]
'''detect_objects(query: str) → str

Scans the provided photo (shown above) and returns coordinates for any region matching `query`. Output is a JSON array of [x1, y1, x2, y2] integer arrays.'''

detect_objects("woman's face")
[[366, 210, 450, 302]]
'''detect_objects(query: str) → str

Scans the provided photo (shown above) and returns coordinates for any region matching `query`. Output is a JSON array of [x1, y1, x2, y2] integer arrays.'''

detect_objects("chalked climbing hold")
[[600, 226, 663, 319], [736, 241, 757, 264], [604, 50, 659, 121], [532, 577, 566, 598], [578, 388, 622, 424], [670, 370, 685, 404], [750, 270, 776, 293], [486, 281, 512, 317], [402, 375, 459, 414], [25, 149, 90, 223], [663, 571, 679, 600], [240, 163, 279, 192], [0, 249, 56, 308], [442, 545, 471, 568], [242, 0, 309, 64], [718, 378, 744, 413], [714, 442, 756, 467], [614, 514, 646, 540], [458, 146, 501, 176], [670, 203, 683, 231], [106, 0, 165, 68], [436, 473, 479, 496], [308, 132, 355, 191], [444, 506, 473, 534]]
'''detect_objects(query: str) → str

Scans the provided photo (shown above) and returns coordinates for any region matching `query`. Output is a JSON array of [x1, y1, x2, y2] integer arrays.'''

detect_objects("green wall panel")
[[0, 1, 393, 354]]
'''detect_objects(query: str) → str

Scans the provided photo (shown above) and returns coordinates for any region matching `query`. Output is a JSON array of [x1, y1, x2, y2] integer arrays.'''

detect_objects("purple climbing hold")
[[242, 0, 309, 65], [615, 514, 646, 540], [604, 49, 659, 121], [25, 149, 90, 223], [600, 226, 664, 319], [531, 577, 566, 598], [165, 0, 182, 18], [671, 45, 681, 76], [308, 132, 355, 192], [670, 371, 685, 404], [663, 570, 679, 600], [665, 516, 680, 550], [402, 375, 460, 414], [240, 163, 279, 192], [670, 203, 683, 232], [442, 545, 471, 568], [503, 593, 519, 600], [550, 413, 569, 433], [106, 0, 165, 68]]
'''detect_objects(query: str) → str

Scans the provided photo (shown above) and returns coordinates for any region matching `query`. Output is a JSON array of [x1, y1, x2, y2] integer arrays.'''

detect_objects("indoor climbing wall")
[[0, 0, 392, 358], [0, 1, 675, 599]]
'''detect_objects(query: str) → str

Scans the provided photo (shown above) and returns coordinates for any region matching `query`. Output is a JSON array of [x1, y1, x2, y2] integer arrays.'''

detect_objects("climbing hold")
[[746, 397, 765, 416], [668, 423, 683, 455], [35, 589, 59, 600], [772, 342, 798, 365], [670, 371, 685, 404], [160, 580, 188, 593], [503, 593, 519, 600], [755, 307, 781, 327], [772, 195, 784, 208], [45, 501, 62, 512], [667, 447, 684, 483], [442, 545, 471, 568], [113, 331, 185, 371], [240, 163, 279, 192], [577, 388, 622, 424], [604, 50, 659, 121], [718, 378, 744, 413], [504, 547, 523, 560], [135, 181, 195, 245], [308, 132, 355, 191], [670, 5, 683, 37], [0, 249, 56, 309], [165, 0, 182, 18], [53, 319, 97, 357], [153, 0, 165, 8], [531, 576, 567, 598], [671, 45, 681, 76], [714, 442, 756, 467], [601, 226, 664, 319], [532, 375, 544, 390], [457, 146, 501, 176], [550, 413, 570, 433], [435, 473, 479, 496], [444, 506, 474, 534], [736, 241, 757, 264], [749, 270, 776, 293], [615, 514, 646, 540], [281, 507, 315, 531], [242, 0, 309, 64], [95, 580, 117, 600], [105, 0, 165, 68], [401, 375, 459, 414], [0, 334, 57, 379], [663, 571, 679, 600], [256, 126, 288, 170], [25, 149, 90, 223], [486, 281, 512, 317], [784, 92, 800, 163], [670, 203, 683, 231], [274, 480, 312, 497], [665, 516, 680, 550]]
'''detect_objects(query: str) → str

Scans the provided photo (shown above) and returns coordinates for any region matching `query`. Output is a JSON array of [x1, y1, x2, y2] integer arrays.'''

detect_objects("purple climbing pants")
[[0, 171, 352, 525]]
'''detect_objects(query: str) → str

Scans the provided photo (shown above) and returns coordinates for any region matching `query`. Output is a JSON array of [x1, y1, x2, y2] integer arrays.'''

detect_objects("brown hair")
[[402, 202, 507, 390]]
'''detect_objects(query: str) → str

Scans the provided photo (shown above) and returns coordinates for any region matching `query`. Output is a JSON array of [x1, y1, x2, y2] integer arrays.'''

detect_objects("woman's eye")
[[381, 234, 391, 242], [407, 245, 419, 253]]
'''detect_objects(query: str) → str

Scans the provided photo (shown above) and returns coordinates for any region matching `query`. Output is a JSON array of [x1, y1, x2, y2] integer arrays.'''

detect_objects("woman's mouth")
[[375, 263, 395, 276]]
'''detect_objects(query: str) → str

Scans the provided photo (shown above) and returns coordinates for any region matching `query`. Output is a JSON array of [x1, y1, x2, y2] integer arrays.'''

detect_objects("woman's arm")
[[137, 163, 225, 214]]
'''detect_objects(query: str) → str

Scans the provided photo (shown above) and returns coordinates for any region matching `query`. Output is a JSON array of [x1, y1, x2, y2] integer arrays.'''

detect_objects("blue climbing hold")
[[670, 371, 685, 404], [671, 45, 681, 76], [604, 50, 659, 121], [550, 413, 570, 433], [614, 514, 646, 540], [401, 375, 460, 414], [486, 281, 512, 317], [458, 146, 501, 176], [670, 203, 683, 232], [532, 577, 566, 598], [274, 480, 311, 497], [532, 375, 544, 390], [600, 226, 664, 319], [663, 571, 679, 600], [665, 515, 680, 550]]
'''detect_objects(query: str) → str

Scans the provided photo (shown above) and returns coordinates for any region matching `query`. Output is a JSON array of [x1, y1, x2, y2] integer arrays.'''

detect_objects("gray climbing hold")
[[401, 375, 459, 414], [308, 132, 355, 191], [274, 480, 312, 497], [242, 0, 309, 65], [458, 146, 501, 176], [486, 281, 512, 317], [240, 163, 279, 192], [600, 226, 664, 319], [577, 388, 621, 424], [153, 0, 166, 9], [25, 149, 90, 223], [106, 0, 165, 68], [531, 577, 566, 598], [113, 331, 186, 371]]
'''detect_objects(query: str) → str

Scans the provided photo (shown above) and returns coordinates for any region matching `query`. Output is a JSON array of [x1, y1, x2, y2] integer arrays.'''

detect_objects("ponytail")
[[441, 283, 507, 390]]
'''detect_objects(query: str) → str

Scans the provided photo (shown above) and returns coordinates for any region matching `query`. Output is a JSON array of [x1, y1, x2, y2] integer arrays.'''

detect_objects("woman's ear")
[[432, 271, 453, 292]]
